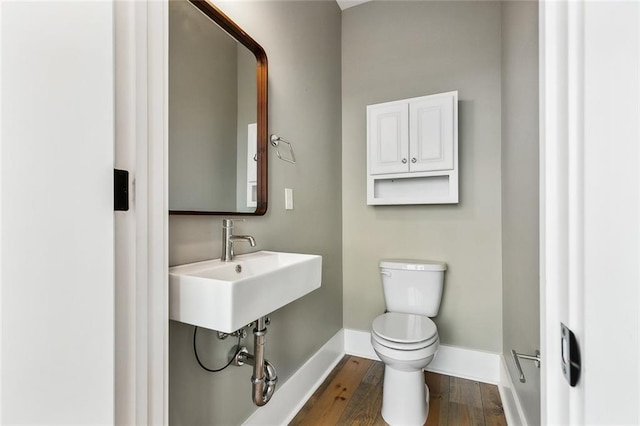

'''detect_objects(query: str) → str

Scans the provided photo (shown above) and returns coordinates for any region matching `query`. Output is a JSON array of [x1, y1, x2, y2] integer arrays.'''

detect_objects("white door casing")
[[114, 1, 169, 424], [540, 0, 640, 424]]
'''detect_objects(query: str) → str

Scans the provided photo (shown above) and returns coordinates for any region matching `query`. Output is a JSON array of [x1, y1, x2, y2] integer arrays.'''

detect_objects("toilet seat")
[[372, 313, 438, 350]]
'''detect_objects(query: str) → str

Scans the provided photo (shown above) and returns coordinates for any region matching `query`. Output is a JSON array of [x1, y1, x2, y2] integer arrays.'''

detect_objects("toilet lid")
[[372, 312, 438, 344], [379, 259, 447, 271]]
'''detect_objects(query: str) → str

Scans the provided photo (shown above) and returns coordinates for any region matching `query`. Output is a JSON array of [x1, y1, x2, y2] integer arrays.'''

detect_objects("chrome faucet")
[[222, 219, 256, 262]]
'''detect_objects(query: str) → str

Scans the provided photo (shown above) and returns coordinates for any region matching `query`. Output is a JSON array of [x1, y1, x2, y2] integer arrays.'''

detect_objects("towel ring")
[[270, 134, 297, 164]]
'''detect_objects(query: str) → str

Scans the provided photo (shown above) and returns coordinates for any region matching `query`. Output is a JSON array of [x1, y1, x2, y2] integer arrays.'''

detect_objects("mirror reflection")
[[169, 0, 266, 214]]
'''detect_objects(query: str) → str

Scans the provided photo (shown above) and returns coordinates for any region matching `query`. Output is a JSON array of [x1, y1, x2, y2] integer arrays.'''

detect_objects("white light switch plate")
[[285, 188, 293, 210]]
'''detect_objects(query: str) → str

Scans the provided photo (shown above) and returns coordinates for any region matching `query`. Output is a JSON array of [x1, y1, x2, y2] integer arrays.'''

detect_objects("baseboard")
[[242, 330, 344, 426], [344, 328, 378, 359], [344, 328, 501, 385], [498, 354, 529, 426]]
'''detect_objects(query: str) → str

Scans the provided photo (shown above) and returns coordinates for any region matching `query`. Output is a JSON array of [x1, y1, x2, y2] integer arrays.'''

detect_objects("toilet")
[[371, 259, 446, 426]]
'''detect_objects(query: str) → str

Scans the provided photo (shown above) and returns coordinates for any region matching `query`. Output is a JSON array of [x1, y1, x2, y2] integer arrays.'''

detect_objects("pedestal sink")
[[169, 251, 322, 333]]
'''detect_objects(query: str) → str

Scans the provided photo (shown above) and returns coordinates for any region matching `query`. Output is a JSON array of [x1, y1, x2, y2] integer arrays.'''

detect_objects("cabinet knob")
[[411, 157, 417, 163], [402, 158, 407, 164]]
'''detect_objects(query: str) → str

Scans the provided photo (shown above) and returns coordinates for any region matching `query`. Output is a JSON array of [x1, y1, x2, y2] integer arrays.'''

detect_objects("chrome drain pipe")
[[233, 316, 278, 406]]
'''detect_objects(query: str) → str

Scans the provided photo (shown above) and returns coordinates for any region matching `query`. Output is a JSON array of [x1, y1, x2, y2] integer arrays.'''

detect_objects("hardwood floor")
[[290, 356, 507, 426]]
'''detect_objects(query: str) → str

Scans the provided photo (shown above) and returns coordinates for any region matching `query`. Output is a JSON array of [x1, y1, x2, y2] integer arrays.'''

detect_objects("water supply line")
[[233, 316, 278, 406]]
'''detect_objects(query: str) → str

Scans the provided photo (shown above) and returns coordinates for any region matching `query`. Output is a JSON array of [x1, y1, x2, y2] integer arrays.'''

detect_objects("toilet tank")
[[379, 259, 447, 317]]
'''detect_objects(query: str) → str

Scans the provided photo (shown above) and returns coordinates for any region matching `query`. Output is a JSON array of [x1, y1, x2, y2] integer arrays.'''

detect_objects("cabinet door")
[[368, 102, 409, 175], [409, 93, 455, 172]]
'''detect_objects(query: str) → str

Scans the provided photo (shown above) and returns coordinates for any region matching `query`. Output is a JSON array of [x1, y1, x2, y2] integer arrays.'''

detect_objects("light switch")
[[285, 188, 293, 210]]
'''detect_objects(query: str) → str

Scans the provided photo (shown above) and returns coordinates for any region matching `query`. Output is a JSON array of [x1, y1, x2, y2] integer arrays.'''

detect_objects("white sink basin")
[[169, 251, 322, 333]]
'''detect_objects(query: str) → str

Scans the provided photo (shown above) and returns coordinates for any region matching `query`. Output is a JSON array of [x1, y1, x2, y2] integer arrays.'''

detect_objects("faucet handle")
[[223, 218, 246, 228]]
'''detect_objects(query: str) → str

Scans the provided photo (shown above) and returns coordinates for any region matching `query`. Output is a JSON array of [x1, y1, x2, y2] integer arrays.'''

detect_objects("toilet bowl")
[[371, 259, 446, 426], [371, 312, 439, 425]]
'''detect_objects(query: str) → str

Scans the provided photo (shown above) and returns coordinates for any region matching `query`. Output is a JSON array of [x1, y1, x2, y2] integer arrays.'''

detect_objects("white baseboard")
[[242, 330, 344, 426], [344, 328, 501, 385], [498, 354, 529, 426], [344, 328, 378, 359], [244, 328, 509, 425]]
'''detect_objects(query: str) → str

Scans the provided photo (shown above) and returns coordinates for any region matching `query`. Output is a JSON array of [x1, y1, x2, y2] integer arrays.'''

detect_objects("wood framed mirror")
[[169, 0, 268, 215]]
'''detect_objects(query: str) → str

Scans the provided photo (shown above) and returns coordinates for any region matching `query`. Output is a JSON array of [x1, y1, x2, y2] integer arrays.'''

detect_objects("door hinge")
[[561, 323, 581, 387], [114, 169, 129, 211]]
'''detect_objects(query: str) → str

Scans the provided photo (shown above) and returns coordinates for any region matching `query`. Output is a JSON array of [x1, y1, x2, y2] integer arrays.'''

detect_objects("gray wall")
[[342, 1, 504, 352], [168, 2, 342, 425], [501, 2, 540, 424]]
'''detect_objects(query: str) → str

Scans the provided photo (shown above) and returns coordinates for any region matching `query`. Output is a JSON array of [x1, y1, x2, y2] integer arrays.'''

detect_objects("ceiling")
[[336, 0, 371, 10]]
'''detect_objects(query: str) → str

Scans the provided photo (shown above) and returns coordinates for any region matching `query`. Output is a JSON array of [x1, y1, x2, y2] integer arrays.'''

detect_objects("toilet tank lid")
[[379, 259, 447, 271]]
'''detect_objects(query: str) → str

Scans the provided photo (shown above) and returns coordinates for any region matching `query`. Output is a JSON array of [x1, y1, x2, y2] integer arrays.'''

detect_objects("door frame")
[[540, 1, 640, 424], [121, 0, 640, 423], [539, 1, 577, 423], [114, 1, 168, 424]]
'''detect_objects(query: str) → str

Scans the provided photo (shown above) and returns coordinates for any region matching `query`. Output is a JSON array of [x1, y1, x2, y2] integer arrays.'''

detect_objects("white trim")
[[539, 1, 570, 423], [638, 6, 640, 420], [0, 1, 4, 420], [146, 1, 170, 424], [344, 328, 378, 360], [114, 2, 137, 423], [344, 329, 501, 385], [114, 1, 168, 424], [498, 355, 529, 426], [427, 345, 500, 385], [242, 330, 345, 426]]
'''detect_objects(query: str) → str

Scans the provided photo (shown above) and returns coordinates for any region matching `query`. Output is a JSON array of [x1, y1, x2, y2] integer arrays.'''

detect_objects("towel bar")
[[511, 349, 541, 383]]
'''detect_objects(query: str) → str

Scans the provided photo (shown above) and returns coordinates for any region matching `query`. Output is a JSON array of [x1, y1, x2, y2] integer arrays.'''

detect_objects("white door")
[[367, 101, 409, 175], [409, 92, 455, 173], [540, 1, 640, 424], [1, 2, 115, 423]]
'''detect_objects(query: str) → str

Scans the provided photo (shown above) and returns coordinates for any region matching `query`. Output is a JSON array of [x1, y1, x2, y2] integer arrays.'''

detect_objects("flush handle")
[[380, 271, 392, 277]]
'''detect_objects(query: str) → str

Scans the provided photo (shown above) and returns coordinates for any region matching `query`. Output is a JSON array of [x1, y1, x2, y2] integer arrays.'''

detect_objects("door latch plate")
[[114, 169, 129, 211], [561, 323, 581, 387]]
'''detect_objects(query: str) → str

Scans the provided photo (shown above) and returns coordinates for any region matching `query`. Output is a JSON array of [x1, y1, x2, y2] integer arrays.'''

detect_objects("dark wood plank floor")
[[290, 356, 507, 426]]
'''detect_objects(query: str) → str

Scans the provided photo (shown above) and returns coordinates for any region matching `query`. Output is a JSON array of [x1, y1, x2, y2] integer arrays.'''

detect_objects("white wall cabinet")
[[367, 91, 458, 205]]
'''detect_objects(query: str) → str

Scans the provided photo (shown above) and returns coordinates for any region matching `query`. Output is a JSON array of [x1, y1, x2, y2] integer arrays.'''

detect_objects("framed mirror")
[[169, 0, 268, 215]]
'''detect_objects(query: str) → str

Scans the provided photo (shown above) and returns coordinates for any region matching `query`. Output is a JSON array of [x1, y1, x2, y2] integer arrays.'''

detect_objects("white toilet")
[[371, 259, 446, 426]]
